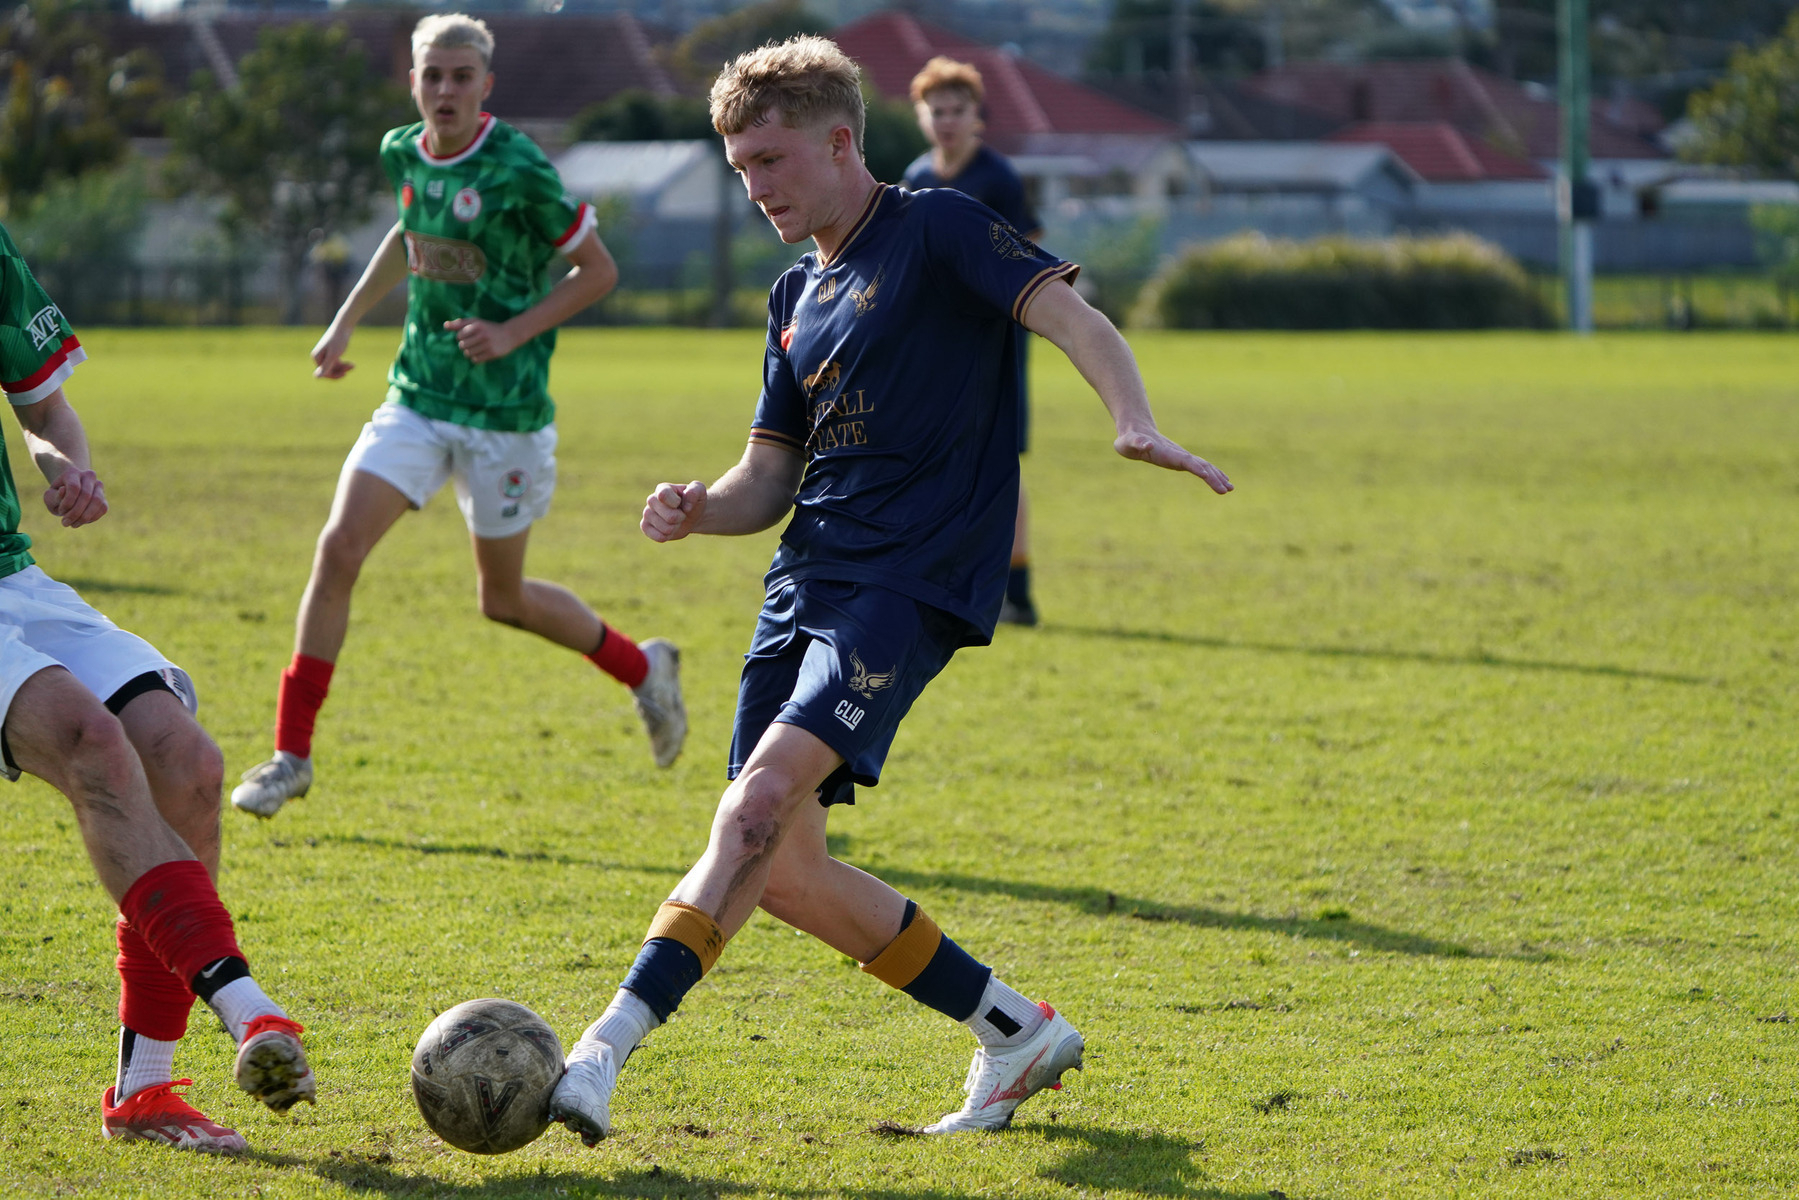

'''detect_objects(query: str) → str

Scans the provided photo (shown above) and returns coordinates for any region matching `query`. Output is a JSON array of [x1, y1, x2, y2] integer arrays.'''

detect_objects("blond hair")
[[709, 35, 865, 154], [909, 56, 984, 106], [412, 13, 495, 70]]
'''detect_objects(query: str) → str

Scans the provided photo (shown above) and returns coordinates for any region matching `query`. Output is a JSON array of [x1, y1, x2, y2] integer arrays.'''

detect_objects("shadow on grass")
[[869, 862, 1485, 959], [1047, 622, 1708, 685], [310, 832, 684, 876], [56, 575, 180, 597], [292, 1122, 1267, 1198]]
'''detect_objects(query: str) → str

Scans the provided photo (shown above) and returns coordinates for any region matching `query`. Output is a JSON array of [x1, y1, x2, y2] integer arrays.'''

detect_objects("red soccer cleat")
[[101, 1080, 247, 1154]]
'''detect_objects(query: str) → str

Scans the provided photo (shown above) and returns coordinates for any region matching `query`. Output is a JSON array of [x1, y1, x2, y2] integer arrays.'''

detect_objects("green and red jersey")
[[0, 221, 85, 580], [380, 114, 594, 433]]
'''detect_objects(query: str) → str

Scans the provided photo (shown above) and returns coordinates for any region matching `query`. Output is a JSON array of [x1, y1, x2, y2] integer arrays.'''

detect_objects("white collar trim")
[[414, 114, 495, 168]]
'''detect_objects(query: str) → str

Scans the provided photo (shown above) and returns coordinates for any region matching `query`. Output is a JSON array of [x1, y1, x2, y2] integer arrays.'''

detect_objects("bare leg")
[[470, 527, 606, 653], [6, 668, 193, 901], [757, 794, 908, 961], [116, 691, 225, 879], [667, 722, 846, 937], [295, 469, 413, 663], [1011, 485, 1029, 568]]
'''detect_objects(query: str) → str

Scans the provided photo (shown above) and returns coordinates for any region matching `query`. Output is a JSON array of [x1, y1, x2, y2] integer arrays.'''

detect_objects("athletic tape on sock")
[[643, 901, 727, 975], [860, 905, 943, 989]]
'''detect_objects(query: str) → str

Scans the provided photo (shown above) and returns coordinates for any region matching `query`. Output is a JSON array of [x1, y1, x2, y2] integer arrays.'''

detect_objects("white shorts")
[[342, 401, 558, 540], [0, 566, 197, 782]]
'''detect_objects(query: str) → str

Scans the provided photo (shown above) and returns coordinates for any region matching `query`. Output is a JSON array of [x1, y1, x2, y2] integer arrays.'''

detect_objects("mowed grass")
[[1, 327, 1795, 1199]]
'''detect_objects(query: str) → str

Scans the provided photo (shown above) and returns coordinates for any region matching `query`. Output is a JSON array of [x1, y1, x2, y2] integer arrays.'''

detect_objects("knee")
[[757, 862, 808, 920], [719, 769, 811, 861], [477, 585, 525, 628], [165, 724, 225, 820], [314, 523, 371, 584], [59, 709, 141, 806]]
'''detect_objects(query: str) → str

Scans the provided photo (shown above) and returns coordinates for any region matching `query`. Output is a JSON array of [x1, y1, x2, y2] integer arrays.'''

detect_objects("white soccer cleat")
[[632, 639, 687, 768], [548, 1039, 618, 1147], [230, 752, 311, 819], [923, 1002, 1084, 1134]]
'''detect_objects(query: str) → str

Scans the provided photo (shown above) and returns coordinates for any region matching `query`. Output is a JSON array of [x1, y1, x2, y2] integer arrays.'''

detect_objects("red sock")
[[586, 625, 649, 689], [118, 860, 244, 988], [116, 918, 194, 1041], [274, 653, 334, 758]]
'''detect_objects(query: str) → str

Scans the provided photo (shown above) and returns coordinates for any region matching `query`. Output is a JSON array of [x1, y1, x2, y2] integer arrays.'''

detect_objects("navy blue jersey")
[[749, 185, 1076, 642], [903, 145, 1040, 236]]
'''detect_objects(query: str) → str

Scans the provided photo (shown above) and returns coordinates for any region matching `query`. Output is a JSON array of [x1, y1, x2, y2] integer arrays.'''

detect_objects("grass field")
[[2, 328, 1794, 1198]]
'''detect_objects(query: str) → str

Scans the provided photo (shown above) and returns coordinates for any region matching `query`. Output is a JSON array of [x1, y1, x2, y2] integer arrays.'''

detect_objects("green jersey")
[[0, 221, 84, 581], [381, 115, 594, 433]]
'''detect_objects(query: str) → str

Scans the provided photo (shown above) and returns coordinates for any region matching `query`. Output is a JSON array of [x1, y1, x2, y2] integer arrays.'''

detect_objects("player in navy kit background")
[[549, 35, 1231, 1144], [904, 56, 1044, 626]]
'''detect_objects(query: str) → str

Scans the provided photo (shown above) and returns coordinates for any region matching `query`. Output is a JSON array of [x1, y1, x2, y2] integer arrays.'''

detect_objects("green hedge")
[[1129, 232, 1551, 330]]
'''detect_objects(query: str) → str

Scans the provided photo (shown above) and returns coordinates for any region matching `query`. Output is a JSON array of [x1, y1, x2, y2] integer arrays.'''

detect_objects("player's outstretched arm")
[[14, 387, 106, 528], [642, 440, 804, 543], [313, 221, 410, 380], [447, 232, 620, 365], [1022, 281, 1232, 496]]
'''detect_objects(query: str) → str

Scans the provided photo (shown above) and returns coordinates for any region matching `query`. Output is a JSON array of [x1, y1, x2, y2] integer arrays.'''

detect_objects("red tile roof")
[[1329, 121, 1548, 181], [111, 13, 678, 122], [1243, 59, 1664, 161], [827, 12, 1178, 154]]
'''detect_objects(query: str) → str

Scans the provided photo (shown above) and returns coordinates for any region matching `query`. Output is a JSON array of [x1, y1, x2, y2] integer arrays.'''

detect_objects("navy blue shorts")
[[729, 579, 965, 806]]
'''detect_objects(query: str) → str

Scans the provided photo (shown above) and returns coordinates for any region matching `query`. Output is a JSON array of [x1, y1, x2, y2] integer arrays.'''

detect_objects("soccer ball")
[[410, 998, 565, 1154]]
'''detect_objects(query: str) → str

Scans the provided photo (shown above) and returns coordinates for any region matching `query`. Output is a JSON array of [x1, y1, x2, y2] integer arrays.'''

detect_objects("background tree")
[[0, 0, 160, 212], [570, 90, 715, 143], [665, 0, 828, 87], [1681, 10, 1799, 178], [164, 22, 409, 324]]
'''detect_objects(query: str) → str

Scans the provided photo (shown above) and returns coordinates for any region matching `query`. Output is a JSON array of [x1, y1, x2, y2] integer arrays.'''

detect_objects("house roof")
[[110, 12, 678, 122], [826, 12, 1178, 154], [1185, 141, 1418, 193], [1329, 121, 1547, 181], [1241, 58, 1666, 161], [554, 140, 713, 199]]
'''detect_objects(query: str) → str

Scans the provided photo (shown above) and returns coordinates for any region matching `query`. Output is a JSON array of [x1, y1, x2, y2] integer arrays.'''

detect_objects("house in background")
[[1185, 141, 1418, 227], [1328, 120, 1549, 213], [1239, 58, 1665, 219], [553, 140, 756, 286], [115, 10, 680, 153], [829, 11, 1193, 221]]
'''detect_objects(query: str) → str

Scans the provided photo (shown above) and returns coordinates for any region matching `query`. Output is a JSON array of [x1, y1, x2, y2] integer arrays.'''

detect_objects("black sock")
[[1007, 565, 1032, 606]]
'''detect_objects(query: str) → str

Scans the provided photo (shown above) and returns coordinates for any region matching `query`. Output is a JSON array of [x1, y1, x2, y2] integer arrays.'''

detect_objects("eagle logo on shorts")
[[847, 648, 895, 699]]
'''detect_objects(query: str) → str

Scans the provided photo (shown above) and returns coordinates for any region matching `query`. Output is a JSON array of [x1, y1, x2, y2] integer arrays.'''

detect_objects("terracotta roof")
[[110, 13, 677, 122], [1329, 121, 1547, 181], [827, 12, 1178, 154], [1242, 59, 1665, 161]]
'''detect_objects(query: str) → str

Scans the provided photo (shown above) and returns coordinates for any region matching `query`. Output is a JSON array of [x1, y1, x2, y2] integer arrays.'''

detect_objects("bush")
[[1130, 231, 1551, 330]]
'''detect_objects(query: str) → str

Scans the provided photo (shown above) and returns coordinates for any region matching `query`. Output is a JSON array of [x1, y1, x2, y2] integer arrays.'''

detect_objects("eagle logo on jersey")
[[815, 277, 838, 304], [989, 222, 1034, 260], [847, 648, 895, 699], [803, 359, 841, 397], [850, 266, 884, 318], [452, 187, 483, 222]]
